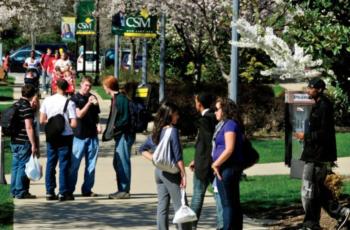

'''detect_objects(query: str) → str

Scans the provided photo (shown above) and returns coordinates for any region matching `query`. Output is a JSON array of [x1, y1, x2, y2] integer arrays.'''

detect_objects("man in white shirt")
[[40, 79, 77, 201]]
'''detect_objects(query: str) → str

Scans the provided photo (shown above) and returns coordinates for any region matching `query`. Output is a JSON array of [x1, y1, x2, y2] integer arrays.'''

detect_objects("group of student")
[[10, 75, 350, 230]]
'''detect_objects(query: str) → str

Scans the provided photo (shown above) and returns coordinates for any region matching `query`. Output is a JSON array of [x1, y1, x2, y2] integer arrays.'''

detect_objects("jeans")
[[155, 169, 192, 230], [45, 136, 72, 195], [301, 162, 349, 229], [190, 174, 223, 229], [10, 142, 31, 197], [113, 133, 134, 192], [216, 167, 242, 230], [214, 191, 224, 229], [69, 136, 99, 194], [41, 70, 51, 92]]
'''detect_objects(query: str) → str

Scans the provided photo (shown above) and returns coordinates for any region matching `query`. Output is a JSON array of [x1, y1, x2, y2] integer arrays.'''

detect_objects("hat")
[[308, 77, 326, 90]]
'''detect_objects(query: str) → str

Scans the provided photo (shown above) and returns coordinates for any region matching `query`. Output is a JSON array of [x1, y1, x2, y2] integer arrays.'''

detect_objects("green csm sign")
[[76, 0, 95, 35], [112, 9, 157, 38]]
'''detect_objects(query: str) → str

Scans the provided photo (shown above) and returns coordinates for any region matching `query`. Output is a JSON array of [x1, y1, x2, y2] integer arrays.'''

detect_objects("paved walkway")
[[5, 74, 350, 229]]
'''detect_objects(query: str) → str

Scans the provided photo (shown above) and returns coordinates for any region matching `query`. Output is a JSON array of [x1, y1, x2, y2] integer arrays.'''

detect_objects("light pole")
[[159, 12, 166, 102], [229, 0, 239, 102]]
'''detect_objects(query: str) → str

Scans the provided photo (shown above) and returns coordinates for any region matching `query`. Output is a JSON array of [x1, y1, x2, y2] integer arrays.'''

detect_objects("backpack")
[[241, 138, 260, 170], [1, 103, 19, 137], [128, 100, 151, 133], [44, 99, 69, 143]]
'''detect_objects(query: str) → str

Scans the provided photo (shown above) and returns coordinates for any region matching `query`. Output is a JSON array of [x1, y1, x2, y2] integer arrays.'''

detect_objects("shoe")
[[16, 193, 36, 199], [337, 209, 350, 230], [108, 191, 130, 199], [82, 192, 98, 197], [58, 194, 75, 202], [46, 193, 58, 201]]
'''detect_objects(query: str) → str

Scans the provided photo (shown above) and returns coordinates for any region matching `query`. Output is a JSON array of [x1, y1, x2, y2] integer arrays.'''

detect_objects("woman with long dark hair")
[[211, 97, 244, 230], [140, 102, 191, 230]]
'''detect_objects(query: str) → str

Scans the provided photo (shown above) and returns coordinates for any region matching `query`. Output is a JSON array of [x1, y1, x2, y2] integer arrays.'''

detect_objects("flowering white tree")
[[232, 18, 324, 80]]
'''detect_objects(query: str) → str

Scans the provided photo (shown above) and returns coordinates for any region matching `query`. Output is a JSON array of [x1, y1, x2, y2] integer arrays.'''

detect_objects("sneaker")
[[337, 209, 350, 230], [16, 193, 36, 199], [108, 191, 130, 199], [58, 194, 75, 202], [82, 192, 98, 197], [46, 193, 58, 201]]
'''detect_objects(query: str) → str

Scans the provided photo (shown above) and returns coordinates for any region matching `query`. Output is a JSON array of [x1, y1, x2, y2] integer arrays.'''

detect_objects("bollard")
[[0, 126, 7, 184]]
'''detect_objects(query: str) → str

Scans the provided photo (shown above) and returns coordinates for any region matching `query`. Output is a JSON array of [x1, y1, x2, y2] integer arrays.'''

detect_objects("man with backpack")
[[9, 84, 37, 199], [68, 76, 101, 197], [40, 79, 77, 201]]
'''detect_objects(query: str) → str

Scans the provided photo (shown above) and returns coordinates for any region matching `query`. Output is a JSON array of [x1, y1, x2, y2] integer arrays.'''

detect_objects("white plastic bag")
[[152, 127, 180, 174], [173, 189, 197, 224], [25, 155, 42, 181]]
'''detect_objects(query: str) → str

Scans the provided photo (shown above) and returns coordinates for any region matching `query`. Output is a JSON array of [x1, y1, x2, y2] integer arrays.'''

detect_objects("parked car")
[[104, 48, 142, 70], [76, 51, 102, 73], [16, 43, 68, 54], [9, 49, 42, 72]]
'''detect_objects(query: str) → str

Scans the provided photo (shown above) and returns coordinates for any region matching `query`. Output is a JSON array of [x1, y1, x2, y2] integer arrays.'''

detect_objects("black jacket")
[[301, 94, 337, 163], [194, 110, 217, 181]]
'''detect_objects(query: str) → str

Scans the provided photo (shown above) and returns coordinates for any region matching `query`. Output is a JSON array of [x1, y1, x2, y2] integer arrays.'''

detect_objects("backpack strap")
[[63, 99, 70, 113]]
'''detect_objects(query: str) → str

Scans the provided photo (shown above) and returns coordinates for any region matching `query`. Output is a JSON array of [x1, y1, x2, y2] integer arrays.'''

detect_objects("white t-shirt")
[[25, 57, 40, 70], [40, 94, 77, 136], [54, 59, 72, 71]]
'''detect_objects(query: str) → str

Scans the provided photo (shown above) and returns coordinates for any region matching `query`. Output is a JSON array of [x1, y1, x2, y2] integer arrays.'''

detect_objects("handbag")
[[152, 127, 180, 174], [45, 99, 69, 143], [241, 137, 259, 169], [25, 155, 43, 181], [173, 188, 197, 224]]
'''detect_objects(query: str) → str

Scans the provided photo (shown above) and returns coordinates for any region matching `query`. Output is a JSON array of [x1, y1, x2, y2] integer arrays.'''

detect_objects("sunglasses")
[[214, 107, 221, 112]]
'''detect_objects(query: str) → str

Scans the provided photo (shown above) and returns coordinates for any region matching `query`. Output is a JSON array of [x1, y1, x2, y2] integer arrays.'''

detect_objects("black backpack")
[[1, 103, 19, 137], [128, 100, 151, 134], [45, 99, 69, 143], [241, 138, 260, 170]]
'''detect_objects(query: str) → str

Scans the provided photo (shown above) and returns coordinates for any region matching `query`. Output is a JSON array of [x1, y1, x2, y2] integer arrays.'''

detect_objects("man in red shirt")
[[41, 49, 54, 94]]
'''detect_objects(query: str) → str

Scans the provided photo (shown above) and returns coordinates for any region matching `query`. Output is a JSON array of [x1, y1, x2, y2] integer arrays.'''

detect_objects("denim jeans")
[[190, 174, 223, 229], [41, 70, 50, 92], [301, 162, 349, 229], [10, 142, 31, 197], [69, 136, 99, 194], [155, 169, 192, 230], [45, 136, 72, 195], [216, 167, 242, 230], [113, 133, 134, 192]]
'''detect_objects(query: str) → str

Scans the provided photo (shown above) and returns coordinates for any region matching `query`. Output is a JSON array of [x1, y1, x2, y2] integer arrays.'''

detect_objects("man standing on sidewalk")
[[10, 84, 37, 199], [295, 77, 350, 230], [189, 93, 223, 230], [40, 79, 77, 201], [68, 76, 101, 197]]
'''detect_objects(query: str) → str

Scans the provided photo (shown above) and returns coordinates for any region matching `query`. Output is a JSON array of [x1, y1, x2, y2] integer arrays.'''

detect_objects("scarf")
[[211, 120, 225, 158]]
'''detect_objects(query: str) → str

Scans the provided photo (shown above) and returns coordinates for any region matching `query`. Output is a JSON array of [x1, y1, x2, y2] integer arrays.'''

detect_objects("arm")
[[212, 131, 236, 180], [70, 118, 77, 129], [25, 118, 37, 155], [177, 160, 187, 188], [142, 151, 153, 161], [39, 112, 48, 125]]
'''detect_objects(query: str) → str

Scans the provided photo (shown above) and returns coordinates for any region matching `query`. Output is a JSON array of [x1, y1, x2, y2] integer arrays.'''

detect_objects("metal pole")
[[159, 13, 166, 102], [229, 0, 239, 102], [114, 35, 120, 79], [141, 38, 148, 85], [83, 36, 87, 76], [0, 127, 7, 184], [94, 0, 100, 85]]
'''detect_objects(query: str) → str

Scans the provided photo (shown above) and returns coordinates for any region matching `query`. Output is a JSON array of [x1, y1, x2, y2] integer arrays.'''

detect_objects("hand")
[[180, 174, 186, 188], [189, 161, 195, 172], [89, 95, 98, 105], [31, 146, 37, 155], [97, 124, 102, 134], [212, 163, 222, 181], [294, 132, 305, 140]]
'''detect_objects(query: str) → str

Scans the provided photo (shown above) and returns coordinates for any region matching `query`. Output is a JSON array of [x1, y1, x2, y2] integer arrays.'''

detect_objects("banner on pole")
[[61, 17, 76, 42], [112, 8, 157, 38], [76, 0, 95, 35]]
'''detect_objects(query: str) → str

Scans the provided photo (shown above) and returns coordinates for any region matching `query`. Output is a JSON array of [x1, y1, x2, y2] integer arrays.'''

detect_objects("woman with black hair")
[[140, 102, 191, 230], [211, 97, 244, 230]]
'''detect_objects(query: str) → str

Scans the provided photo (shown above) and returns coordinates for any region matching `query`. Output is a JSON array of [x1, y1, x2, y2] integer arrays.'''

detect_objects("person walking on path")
[[102, 76, 134, 199], [2, 51, 10, 80], [211, 97, 244, 230], [140, 101, 192, 230], [189, 93, 223, 230], [40, 79, 77, 201], [68, 76, 101, 197], [40, 48, 53, 94], [295, 77, 350, 230], [10, 84, 37, 199]]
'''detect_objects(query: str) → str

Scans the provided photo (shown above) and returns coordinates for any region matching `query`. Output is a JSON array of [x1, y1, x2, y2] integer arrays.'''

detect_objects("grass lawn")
[[0, 76, 15, 101], [93, 85, 110, 100], [183, 133, 350, 165], [0, 185, 13, 230]]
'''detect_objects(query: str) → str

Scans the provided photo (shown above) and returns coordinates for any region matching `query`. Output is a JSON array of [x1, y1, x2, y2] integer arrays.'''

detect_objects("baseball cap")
[[308, 77, 326, 90]]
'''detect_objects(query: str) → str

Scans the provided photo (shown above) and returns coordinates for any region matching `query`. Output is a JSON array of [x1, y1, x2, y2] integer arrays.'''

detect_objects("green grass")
[[273, 84, 284, 97], [183, 133, 350, 165], [0, 185, 13, 230], [0, 76, 15, 101], [93, 86, 110, 100]]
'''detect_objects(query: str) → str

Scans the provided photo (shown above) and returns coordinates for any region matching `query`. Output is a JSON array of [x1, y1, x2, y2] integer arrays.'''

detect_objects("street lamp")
[[229, 0, 239, 103]]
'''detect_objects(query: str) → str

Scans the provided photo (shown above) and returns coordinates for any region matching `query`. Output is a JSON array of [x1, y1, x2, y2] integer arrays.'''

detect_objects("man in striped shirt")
[[11, 84, 37, 199]]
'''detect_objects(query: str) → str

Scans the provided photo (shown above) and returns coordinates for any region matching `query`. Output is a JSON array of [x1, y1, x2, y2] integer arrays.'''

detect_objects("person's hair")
[[216, 97, 243, 128], [102, 75, 119, 91], [81, 75, 93, 84], [152, 101, 179, 144], [21, 84, 36, 98], [196, 93, 215, 109], [56, 79, 68, 91]]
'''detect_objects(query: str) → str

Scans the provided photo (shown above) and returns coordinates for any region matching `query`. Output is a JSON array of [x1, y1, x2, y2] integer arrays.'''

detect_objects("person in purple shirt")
[[211, 97, 244, 230], [139, 102, 191, 230]]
